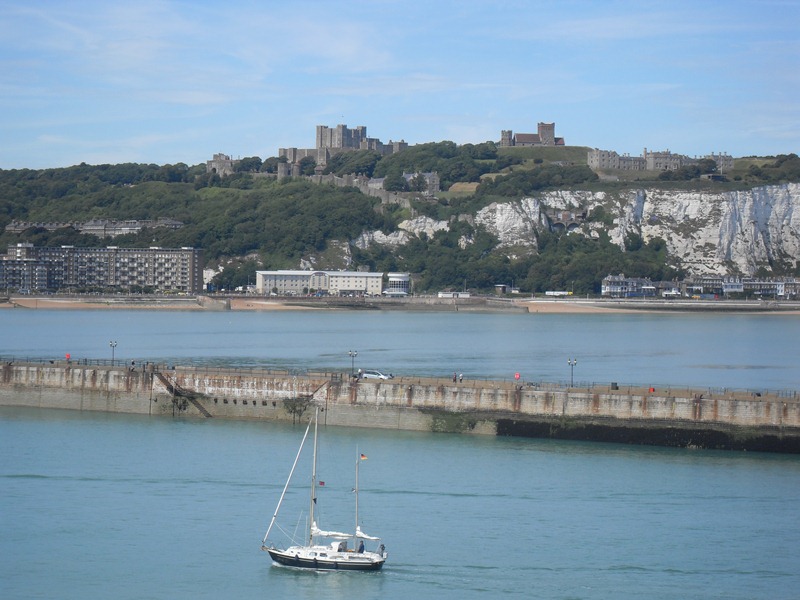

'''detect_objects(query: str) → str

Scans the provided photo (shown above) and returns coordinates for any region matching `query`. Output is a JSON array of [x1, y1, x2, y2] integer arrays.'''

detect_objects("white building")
[[255, 270, 386, 297], [385, 272, 411, 296]]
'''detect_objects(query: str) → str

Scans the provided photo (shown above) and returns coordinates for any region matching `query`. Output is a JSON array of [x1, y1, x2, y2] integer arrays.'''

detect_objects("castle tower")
[[500, 130, 514, 147], [537, 122, 555, 146], [316, 125, 332, 149]]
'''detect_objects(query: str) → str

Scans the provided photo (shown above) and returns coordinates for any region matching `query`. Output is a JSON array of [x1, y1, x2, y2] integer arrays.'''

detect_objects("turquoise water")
[[2, 309, 799, 598], [2, 407, 799, 599], [0, 309, 798, 390]]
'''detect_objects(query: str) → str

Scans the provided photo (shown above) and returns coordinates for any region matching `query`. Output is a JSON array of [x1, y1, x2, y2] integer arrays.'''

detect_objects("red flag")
[[319, 481, 325, 486]]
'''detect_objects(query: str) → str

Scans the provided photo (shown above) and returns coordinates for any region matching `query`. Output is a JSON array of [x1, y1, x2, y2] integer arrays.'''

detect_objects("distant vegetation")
[[1, 149, 797, 294], [475, 164, 599, 197], [324, 141, 523, 190]]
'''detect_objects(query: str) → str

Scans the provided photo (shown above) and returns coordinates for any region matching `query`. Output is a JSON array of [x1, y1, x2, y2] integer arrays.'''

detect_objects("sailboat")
[[261, 408, 387, 571]]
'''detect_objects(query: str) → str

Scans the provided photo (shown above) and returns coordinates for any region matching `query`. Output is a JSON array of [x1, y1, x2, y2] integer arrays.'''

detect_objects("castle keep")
[[279, 123, 408, 169]]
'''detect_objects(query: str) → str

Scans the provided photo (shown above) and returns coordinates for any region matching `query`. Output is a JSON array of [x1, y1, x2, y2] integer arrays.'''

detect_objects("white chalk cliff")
[[360, 184, 800, 276]]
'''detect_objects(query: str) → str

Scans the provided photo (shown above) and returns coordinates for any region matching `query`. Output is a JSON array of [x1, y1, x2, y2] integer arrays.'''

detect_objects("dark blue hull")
[[267, 549, 385, 571]]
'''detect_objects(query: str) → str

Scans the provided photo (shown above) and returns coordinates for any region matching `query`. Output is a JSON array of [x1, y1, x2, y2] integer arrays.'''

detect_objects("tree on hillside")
[[260, 156, 286, 173], [409, 173, 428, 192], [476, 164, 598, 197], [460, 141, 498, 160], [236, 156, 263, 172], [298, 156, 316, 176], [153, 163, 191, 183], [383, 171, 408, 192], [323, 150, 382, 177]]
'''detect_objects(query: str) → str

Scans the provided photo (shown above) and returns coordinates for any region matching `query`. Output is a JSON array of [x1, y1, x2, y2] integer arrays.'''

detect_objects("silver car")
[[360, 370, 393, 380]]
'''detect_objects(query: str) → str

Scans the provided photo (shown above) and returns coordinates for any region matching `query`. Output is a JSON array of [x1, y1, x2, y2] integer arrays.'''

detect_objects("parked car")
[[360, 370, 393, 380]]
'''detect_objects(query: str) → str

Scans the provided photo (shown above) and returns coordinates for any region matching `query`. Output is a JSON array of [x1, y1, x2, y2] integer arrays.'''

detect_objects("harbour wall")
[[1, 362, 799, 453]]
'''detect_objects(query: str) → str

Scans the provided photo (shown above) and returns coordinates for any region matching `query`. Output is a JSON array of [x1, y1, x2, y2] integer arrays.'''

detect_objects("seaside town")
[[1, 120, 797, 303]]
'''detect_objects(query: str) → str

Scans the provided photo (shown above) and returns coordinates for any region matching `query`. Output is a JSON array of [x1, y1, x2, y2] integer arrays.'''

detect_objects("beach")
[[2, 295, 799, 314]]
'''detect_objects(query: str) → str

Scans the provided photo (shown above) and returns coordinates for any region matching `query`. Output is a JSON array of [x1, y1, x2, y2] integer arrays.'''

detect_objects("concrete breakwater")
[[1, 362, 799, 453]]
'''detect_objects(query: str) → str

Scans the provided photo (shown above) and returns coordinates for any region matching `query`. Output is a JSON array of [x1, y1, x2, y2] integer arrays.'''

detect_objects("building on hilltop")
[[402, 172, 440, 195], [206, 153, 239, 176], [499, 122, 564, 147], [586, 149, 646, 171], [588, 148, 734, 172], [279, 123, 407, 170], [1, 243, 204, 294], [706, 152, 734, 171], [6, 218, 184, 238], [316, 124, 368, 150], [643, 148, 684, 171]]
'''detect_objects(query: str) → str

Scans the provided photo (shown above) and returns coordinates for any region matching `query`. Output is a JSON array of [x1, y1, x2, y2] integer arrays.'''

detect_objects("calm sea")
[[1, 407, 798, 600], [1, 309, 799, 599], [0, 308, 798, 390]]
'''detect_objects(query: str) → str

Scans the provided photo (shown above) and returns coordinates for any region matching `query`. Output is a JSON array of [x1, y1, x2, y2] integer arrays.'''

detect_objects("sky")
[[1, 0, 798, 170]]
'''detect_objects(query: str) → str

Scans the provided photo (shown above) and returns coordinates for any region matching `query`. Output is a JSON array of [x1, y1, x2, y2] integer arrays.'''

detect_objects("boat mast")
[[354, 448, 360, 546], [309, 408, 319, 546], [262, 415, 313, 546]]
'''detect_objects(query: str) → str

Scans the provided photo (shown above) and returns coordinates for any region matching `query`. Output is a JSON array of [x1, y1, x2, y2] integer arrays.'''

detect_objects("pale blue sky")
[[1, 0, 798, 169]]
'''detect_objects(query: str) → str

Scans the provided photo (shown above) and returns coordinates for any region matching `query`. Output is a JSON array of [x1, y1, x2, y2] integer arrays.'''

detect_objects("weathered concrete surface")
[[2, 362, 798, 452]]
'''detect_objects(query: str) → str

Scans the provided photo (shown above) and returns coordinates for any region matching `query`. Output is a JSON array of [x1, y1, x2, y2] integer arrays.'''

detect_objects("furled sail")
[[311, 522, 351, 540], [355, 526, 380, 541]]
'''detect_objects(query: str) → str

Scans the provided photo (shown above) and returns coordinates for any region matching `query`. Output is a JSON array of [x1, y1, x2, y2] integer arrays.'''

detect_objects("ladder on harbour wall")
[[153, 371, 213, 418]]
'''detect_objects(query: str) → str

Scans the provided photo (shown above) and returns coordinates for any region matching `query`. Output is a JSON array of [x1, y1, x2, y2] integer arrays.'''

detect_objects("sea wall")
[[2, 363, 799, 452]]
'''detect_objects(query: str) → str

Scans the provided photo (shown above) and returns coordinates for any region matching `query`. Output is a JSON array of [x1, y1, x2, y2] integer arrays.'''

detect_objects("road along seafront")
[[2, 361, 798, 453]]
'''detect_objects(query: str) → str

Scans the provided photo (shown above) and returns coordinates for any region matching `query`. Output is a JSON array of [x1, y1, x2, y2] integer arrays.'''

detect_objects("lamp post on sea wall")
[[110, 340, 117, 366], [348, 350, 358, 376], [568, 357, 577, 387]]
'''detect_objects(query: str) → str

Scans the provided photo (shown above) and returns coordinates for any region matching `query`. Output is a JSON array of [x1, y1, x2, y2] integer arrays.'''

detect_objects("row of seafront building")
[[0, 242, 411, 298], [602, 273, 799, 299], [0, 243, 204, 294], [5, 243, 795, 300]]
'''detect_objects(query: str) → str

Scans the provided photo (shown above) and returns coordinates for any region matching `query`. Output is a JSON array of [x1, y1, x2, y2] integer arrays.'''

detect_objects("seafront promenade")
[[2, 360, 798, 453], [3, 294, 800, 313]]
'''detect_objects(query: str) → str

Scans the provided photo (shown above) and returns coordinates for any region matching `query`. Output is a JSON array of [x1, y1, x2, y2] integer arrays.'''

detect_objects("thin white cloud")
[[1, 0, 797, 167]]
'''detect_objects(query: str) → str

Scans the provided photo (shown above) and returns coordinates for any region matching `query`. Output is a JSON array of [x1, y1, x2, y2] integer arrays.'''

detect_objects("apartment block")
[[1, 244, 204, 294]]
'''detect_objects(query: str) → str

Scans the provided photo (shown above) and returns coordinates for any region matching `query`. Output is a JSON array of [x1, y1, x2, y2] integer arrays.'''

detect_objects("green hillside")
[[1, 147, 798, 294]]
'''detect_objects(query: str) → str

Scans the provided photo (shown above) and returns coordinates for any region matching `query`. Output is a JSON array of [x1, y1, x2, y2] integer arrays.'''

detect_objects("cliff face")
[[362, 183, 800, 276], [603, 183, 800, 274]]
